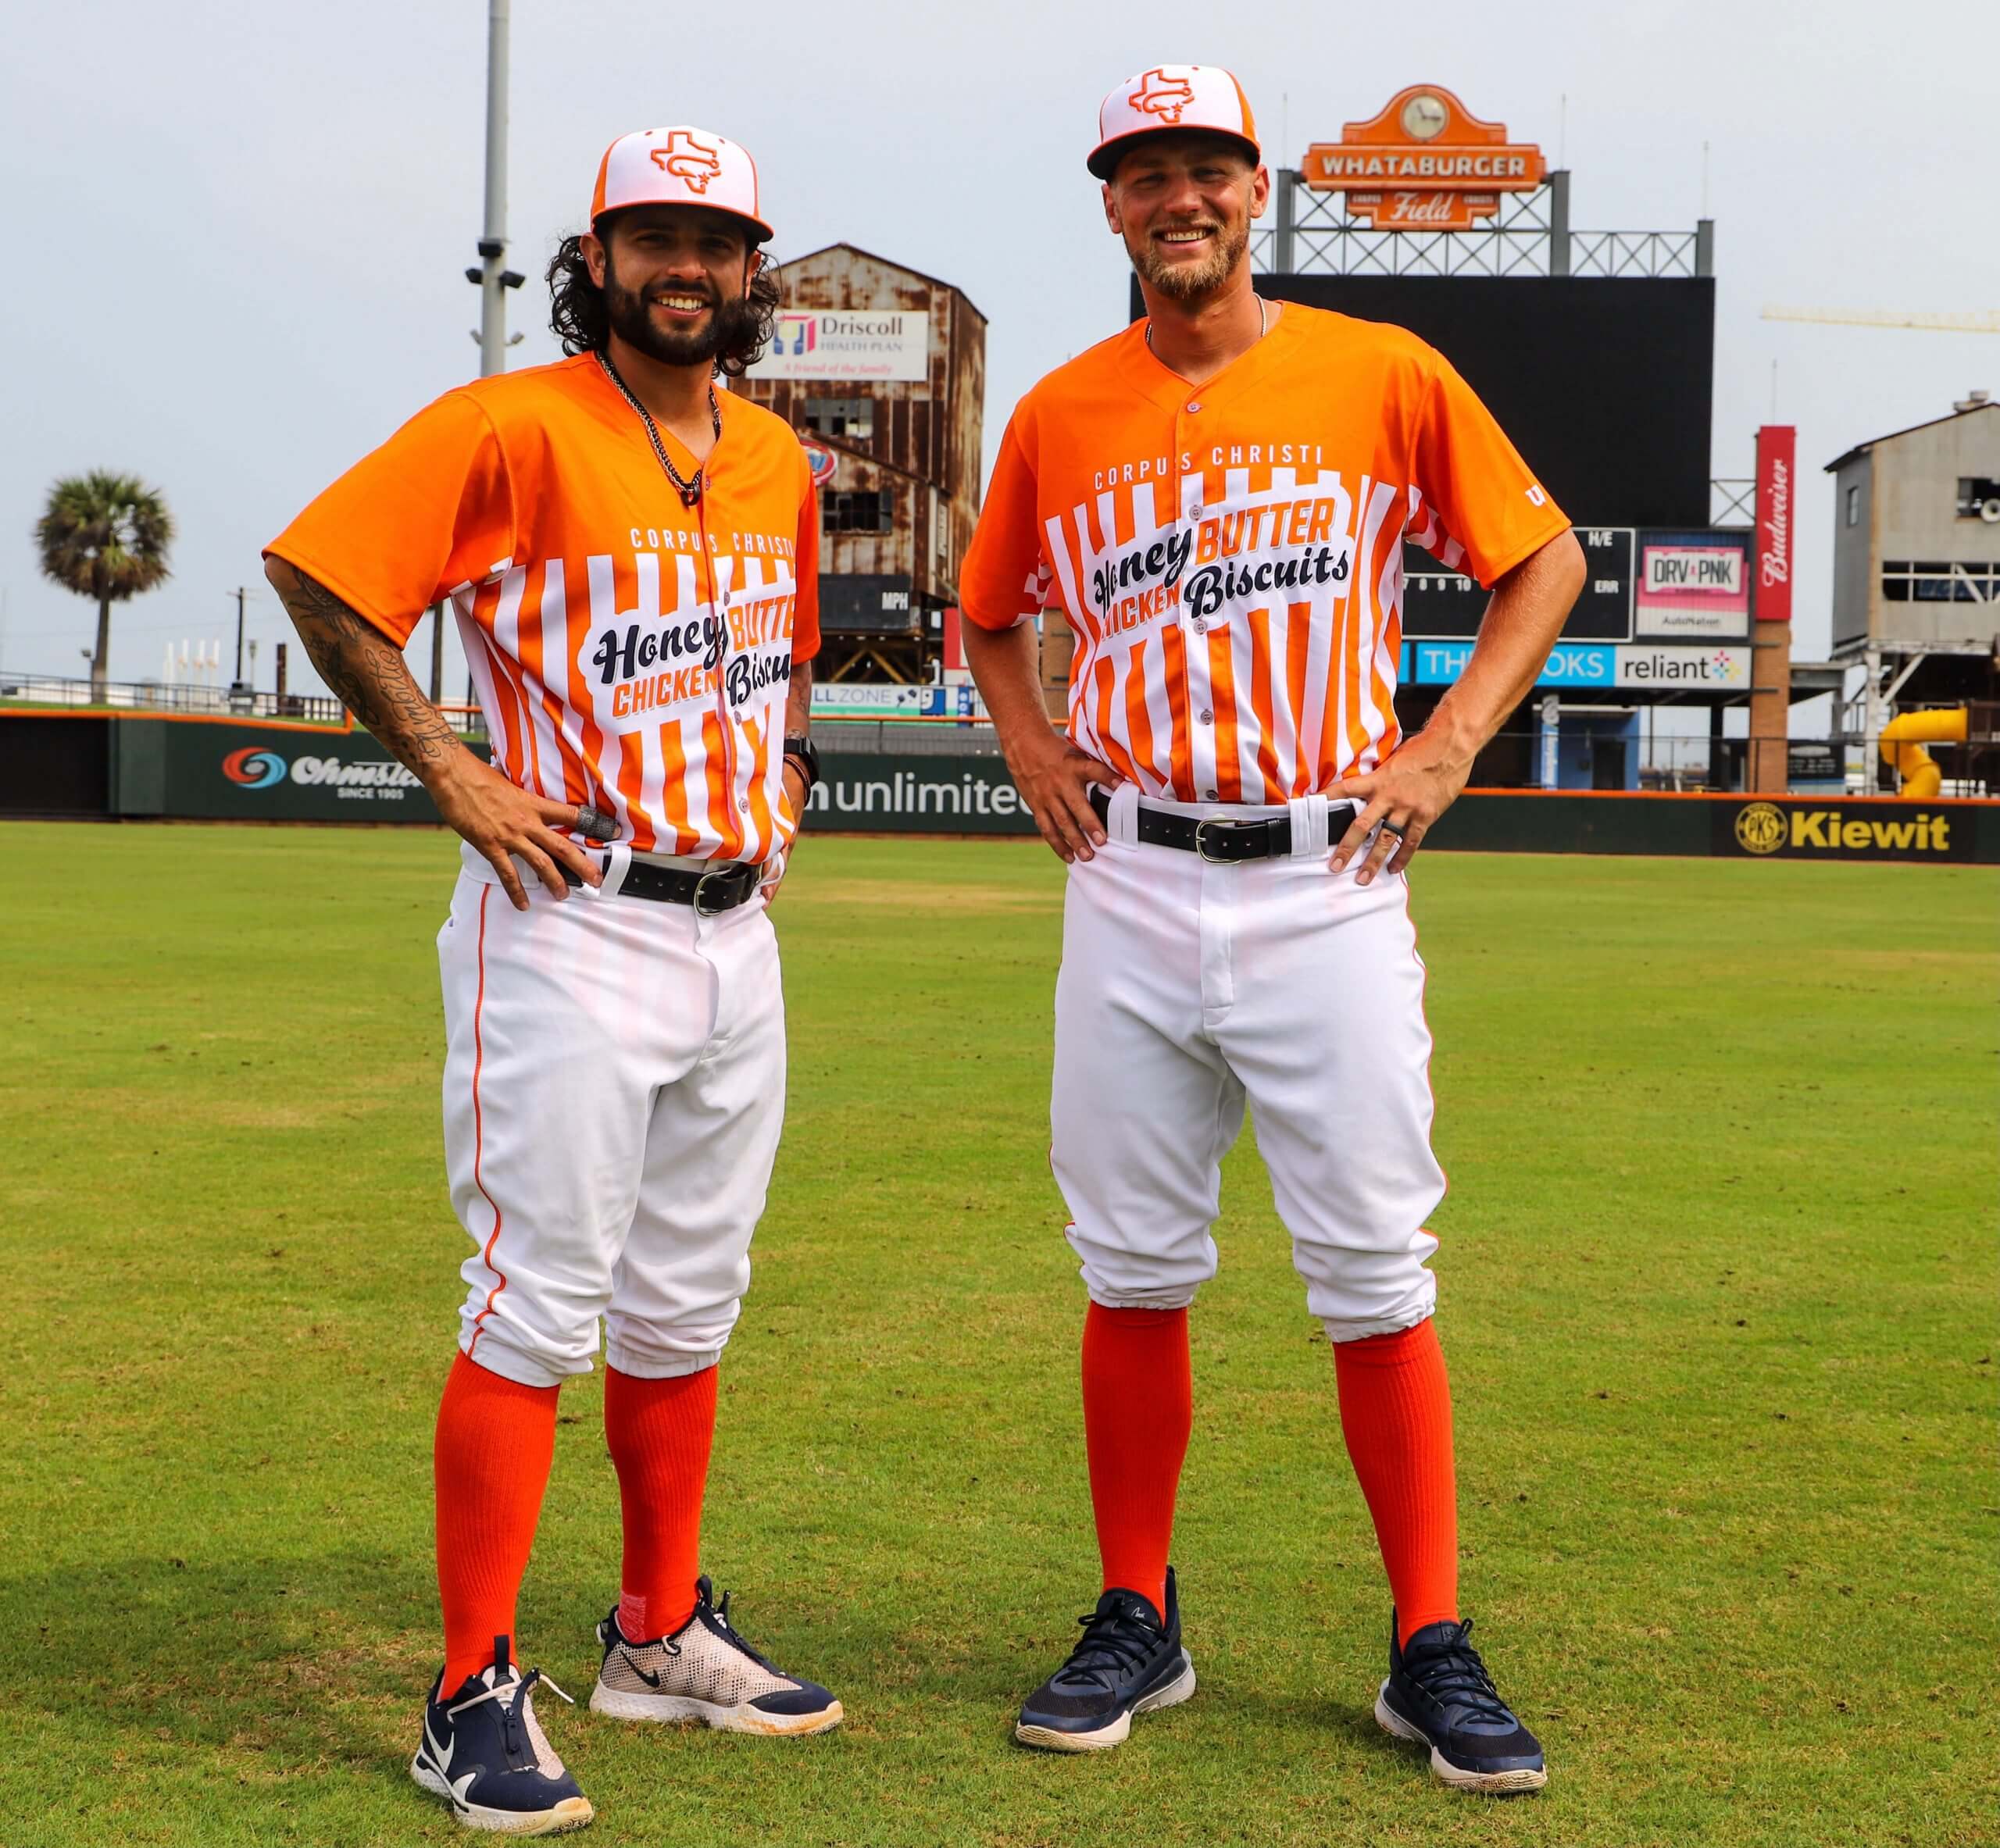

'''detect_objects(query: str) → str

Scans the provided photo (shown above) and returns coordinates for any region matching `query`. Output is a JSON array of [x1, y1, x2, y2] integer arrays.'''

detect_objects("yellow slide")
[[1879, 707, 1968, 800]]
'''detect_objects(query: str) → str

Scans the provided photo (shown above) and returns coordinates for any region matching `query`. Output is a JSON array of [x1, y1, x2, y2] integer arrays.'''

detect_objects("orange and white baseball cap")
[[590, 125, 773, 244], [1088, 66, 1260, 181]]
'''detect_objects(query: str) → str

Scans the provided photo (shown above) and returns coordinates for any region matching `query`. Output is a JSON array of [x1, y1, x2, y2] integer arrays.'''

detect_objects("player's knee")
[[1300, 1239, 1438, 1343], [604, 1305, 739, 1378], [1067, 1216, 1217, 1310]]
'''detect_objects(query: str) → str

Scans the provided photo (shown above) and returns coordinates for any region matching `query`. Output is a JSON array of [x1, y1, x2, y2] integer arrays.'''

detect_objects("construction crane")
[[1762, 306, 2000, 334]]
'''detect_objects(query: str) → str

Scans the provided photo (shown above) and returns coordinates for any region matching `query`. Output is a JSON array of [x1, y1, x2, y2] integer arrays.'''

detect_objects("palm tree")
[[34, 472, 175, 702]]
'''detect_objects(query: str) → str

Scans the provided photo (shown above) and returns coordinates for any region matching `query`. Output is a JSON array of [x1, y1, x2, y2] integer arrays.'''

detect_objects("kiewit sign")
[[1302, 86, 1546, 230], [752, 310, 928, 383]]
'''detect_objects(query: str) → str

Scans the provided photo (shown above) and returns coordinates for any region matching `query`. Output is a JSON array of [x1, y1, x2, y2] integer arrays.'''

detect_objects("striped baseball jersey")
[[266, 354, 819, 861], [958, 304, 1568, 802]]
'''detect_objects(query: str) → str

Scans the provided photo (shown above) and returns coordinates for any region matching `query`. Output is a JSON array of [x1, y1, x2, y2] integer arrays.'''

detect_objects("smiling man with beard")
[[957, 67, 1584, 1789], [264, 125, 837, 1836]]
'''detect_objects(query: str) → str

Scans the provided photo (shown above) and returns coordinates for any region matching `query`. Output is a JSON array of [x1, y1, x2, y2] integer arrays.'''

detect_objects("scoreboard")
[[1405, 528, 1634, 639]]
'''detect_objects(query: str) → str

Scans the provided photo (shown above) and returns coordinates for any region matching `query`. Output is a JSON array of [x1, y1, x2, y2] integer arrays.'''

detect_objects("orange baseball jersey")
[[266, 354, 819, 861], [958, 304, 1569, 802]]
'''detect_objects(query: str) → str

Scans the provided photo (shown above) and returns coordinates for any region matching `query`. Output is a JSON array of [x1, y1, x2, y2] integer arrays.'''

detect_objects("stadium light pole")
[[469, 0, 525, 376]]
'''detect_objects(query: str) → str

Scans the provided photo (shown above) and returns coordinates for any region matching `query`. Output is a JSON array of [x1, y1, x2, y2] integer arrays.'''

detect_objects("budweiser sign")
[[1303, 86, 1545, 231], [1754, 426, 1796, 624]]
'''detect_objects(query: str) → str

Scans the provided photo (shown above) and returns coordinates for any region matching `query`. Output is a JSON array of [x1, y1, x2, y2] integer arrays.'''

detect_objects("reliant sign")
[[1302, 86, 1546, 230], [1411, 643, 1748, 689], [752, 310, 928, 383]]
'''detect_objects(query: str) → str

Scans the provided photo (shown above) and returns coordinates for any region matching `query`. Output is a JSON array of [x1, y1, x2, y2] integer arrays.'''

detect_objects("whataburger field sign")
[[1303, 85, 1545, 230]]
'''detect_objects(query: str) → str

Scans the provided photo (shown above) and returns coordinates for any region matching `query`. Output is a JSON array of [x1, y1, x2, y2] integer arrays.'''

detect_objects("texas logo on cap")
[[591, 124, 773, 242], [1129, 69, 1195, 123], [652, 129, 723, 192], [1088, 64, 1260, 180]]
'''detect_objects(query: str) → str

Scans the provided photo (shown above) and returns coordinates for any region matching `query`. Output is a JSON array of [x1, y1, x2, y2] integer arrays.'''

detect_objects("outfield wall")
[[2, 715, 1994, 863]]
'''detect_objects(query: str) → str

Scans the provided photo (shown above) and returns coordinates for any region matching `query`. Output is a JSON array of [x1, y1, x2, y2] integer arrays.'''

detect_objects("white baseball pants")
[[436, 844, 786, 1390], [1052, 788, 1447, 1342]]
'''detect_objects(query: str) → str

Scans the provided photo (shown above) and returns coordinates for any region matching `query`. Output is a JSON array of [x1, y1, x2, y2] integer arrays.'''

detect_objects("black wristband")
[[782, 733, 820, 794]]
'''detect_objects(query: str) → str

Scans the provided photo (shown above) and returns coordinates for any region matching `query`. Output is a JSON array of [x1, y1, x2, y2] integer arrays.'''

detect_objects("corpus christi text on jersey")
[[1092, 444, 1330, 492]]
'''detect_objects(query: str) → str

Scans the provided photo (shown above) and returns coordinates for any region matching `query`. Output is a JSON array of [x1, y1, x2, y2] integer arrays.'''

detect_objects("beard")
[[603, 250, 760, 369], [1128, 216, 1250, 300]]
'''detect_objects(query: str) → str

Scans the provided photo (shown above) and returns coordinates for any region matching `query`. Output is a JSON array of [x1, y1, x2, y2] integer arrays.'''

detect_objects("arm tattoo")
[[785, 659, 813, 739], [272, 568, 466, 777]]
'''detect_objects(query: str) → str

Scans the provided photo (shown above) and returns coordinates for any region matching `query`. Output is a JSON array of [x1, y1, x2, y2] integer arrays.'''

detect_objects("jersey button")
[[1192, 619, 1207, 634], [1203, 788, 1219, 801], [1187, 401, 1202, 413], [1198, 709, 1213, 725], [738, 797, 750, 812]]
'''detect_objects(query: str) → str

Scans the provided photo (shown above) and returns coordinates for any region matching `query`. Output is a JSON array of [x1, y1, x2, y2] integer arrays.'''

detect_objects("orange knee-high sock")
[[604, 1364, 717, 1642], [1081, 1303, 1192, 1618], [1333, 1318, 1459, 1646], [434, 1351, 560, 1690]]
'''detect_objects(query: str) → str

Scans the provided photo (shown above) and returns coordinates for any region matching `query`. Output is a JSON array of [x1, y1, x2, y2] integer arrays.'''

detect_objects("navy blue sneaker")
[[1015, 1568, 1196, 1752], [1374, 1613, 1547, 1795], [411, 1638, 594, 1834]]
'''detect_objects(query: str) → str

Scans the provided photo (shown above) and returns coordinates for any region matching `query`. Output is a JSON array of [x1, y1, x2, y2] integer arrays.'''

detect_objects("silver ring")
[[575, 804, 616, 843]]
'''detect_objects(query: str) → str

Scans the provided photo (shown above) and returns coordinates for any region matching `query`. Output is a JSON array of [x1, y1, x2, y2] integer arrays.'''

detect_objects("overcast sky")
[[4, 0, 1995, 702]]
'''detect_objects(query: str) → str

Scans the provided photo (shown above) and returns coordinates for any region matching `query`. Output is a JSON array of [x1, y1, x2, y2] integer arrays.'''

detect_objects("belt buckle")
[[1195, 817, 1245, 863], [691, 865, 738, 915]]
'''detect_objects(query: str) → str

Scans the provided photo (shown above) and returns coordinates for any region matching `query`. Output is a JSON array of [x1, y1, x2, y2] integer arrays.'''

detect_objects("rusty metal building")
[[735, 244, 986, 683]]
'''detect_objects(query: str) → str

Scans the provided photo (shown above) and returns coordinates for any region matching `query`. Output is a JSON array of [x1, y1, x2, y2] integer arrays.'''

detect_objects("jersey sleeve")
[[791, 471, 821, 665], [958, 415, 1045, 632], [264, 390, 516, 647], [1409, 355, 1571, 590]]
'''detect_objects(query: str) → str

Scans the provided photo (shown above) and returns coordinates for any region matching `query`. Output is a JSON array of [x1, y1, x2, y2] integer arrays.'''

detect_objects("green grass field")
[[2, 823, 1994, 1847]]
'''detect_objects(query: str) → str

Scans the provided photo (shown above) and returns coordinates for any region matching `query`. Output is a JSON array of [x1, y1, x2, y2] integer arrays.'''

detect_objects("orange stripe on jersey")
[[1284, 601, 1312, 797], [1091, 655, 1141, 785], [1123, 635, 1159, 783], [702, 712, 745, 861], [653, 713, 695, 855], [1244, 608, 1282, 803], [616, 726, 651, 851], [741, 714, 775, 855], [480, 631, 530, 787], [1159, 624, 1195, 801], [1206, 625, 1241, 802]]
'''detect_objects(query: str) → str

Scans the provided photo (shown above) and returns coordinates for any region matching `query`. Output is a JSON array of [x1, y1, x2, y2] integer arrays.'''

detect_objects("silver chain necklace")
[[1152, 294, 1272, 355], [595, 352, 720, 508]]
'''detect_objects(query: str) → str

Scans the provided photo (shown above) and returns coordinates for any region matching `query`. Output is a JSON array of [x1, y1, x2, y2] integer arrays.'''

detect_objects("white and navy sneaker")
[[589, 1575, 843, 1736], [1014, 1568, 1197, 1753], [1374, 1612, 1548, 1795], [411, 1639, 593, 1834]]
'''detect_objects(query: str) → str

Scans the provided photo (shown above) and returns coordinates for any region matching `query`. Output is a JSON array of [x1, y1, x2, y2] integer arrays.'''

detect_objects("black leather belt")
[[562, 856, 761, 913], [1089, 787, 1357, 863]]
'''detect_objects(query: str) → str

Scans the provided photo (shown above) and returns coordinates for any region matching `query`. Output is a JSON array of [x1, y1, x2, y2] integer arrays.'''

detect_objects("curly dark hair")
[[547, 229, 780, 378]]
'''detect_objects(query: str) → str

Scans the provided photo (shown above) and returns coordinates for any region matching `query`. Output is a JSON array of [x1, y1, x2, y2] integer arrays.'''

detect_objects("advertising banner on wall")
[[751, 311, 928, 382], [802, 754, 1036, 835], [141, 719, 445, 822], [1409, 641, 1748, 690], [1634, 532, 1751, 639], [1754, 425, 1796, 626]]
